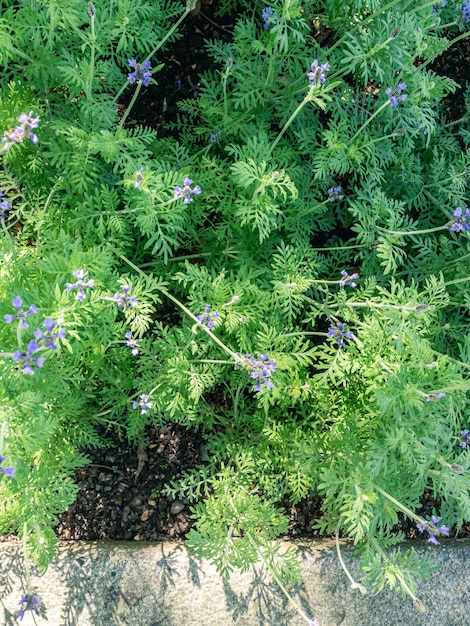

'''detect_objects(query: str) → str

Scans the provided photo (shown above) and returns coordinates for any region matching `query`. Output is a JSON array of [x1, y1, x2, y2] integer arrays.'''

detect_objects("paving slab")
[[1, 539, 469, 625]]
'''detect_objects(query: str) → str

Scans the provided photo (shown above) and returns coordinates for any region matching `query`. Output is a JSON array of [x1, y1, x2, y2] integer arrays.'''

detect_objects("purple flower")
[[328, 322, 354, 347], [2, 111, 40, 150], [196, 304, 221, 329], [0, 455, 15, 479], [128, 58, 152, 87], [386, 83, 408, 106], [307, 620, 319, 626], [307, 60, 330, 85], [134, 167, 144, 189], [235, 353, 277, 393], [1, 127, 23, 151], [262, 7, 280, 28], [16, 594, 42, 620], [173, 177, 202, 204], [34, 318, 66, 350], [132, 394, 153, 414], [4, 296, 37, 329], [416, 515, 449, 545], [459, 429, 470, 448], [328, 185, 344, 201], [447, 206, 470, 233], [17, 111, 40, 144], [210, 128, 221, 144], [432, 0, 447, 13], [125, 331, 140, 355], [113, 285, 138, 309], [424, 392, 446, 402], [12, 340, 46, 375], [0, 190, 10, 219], [339, 270, 359, 288], [65, 269, 95, 301], [462, 1, 470, 21]]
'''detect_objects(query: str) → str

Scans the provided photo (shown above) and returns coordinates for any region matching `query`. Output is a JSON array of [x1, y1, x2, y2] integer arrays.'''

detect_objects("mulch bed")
[[55, 423, 470, 543]]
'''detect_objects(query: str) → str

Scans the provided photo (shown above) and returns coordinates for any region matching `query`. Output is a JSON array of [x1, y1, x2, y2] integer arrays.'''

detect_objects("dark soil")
[[55, 5, 470, 545], [55, 422, 470, 543]]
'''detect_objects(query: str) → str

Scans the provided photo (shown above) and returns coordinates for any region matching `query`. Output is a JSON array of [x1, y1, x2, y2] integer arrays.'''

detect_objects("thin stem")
[[189, 359, 234, 365], [335, 523, 368, 594], [146, 5, 191, 61], [117, 80, 143, 130], [16, 321, 23, 351], [87, 12, 96, 100], [120, 255, 238, 360], [269, 87, 313, 153], [373, 485, 438, 535], [113, 3, 191, 105], [0, 421, 7, 456], [23, 523, 32, 595], [443, 275, 470, 288], [326, 0, 414, 56], [282, 331, 327, 338], [444, 114, 470, 128], [349, 100, 390, 144], [419, 30, 470, 71], [377, 224, 447, 237], [1, 218, 19, 282], [363, 130, 404, 146], [310, 243, 365, 251], [264, 50, 274, 88], [243, 526, 312, 623], [434, 20, 458, 30], [233, 385, 242, 423], [429, 349, 470, 371], [222, 59, 233, 117], [297, 198, 330, 218], [328, 300, 417, 311], [368, 536, 425, 612], [11, 46, 35, 63]]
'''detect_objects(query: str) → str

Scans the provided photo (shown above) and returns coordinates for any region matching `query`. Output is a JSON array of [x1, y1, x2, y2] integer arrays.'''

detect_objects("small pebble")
[[170, 500, 185, 515]]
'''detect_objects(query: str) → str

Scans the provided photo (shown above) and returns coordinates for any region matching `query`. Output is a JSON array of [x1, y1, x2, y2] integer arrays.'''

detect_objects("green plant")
[[1, 0, 470, 621]]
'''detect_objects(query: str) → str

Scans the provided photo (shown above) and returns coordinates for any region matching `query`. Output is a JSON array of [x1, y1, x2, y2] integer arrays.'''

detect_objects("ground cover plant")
[[0, 0, 470, 621]]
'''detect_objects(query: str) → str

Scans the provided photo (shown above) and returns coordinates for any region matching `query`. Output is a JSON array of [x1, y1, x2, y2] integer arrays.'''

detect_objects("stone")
[[170, 500, 185, 515], [0, 540, 469, 625]]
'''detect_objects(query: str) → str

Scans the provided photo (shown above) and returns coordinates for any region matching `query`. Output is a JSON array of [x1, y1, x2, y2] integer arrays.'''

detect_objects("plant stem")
[[1, 218, 19, 282], [335, 523, 368, 594], [243, 527, 313, 623], [120, 255, 239, 360], [444, 114, 470, 128], [22, 523, 32, 595], [113, 2, 191, 105], [310, 243, 365, 251], [419, 29, 470, 71], [222, 58, 233, 117], [349, 100, 390, 144], [282, 331, 327, 338], [297, 198, 330, 217], [117, 80, 143, 130], [429, 349, 470, 371], [146, 4, 191, 61], [377, 224, 447, 236], [269, 86, 313, 153], [190, 359, 234, 365], [87, 10, 96, 100], [443, 275, 470, 288], [373, 485, 439, 535], [326, 0, 414, 56], [368, 536, 425, 612]]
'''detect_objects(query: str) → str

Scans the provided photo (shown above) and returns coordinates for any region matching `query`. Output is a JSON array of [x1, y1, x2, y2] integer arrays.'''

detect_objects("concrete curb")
[[1, 539, 469, 625]]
